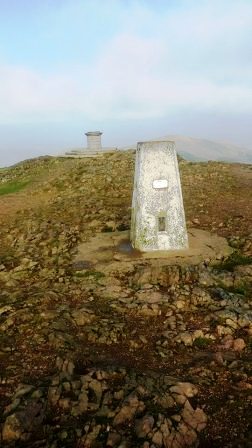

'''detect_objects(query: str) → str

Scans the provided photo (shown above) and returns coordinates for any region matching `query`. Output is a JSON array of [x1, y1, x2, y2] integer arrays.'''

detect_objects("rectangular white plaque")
[[152, 179, 168, 189]]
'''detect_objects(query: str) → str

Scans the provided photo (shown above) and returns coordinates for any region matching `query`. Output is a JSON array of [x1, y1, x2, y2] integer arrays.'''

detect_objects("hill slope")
[[122, 135, 252, 163], [0, 153, 252, 447]]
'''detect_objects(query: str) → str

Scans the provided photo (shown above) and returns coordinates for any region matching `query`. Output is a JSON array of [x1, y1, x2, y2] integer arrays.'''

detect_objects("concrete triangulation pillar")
[[130, 140, 188, 251], [85, 131, 103, 151]]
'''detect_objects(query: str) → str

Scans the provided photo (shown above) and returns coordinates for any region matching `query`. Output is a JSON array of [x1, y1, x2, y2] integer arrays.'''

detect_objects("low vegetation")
[[0, 179, 30, 196], [214, 251, 252, 271], [0, 152, 251, 447]]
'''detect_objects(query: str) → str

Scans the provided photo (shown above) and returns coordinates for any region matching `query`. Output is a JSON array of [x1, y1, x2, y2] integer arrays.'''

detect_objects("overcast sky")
[[0, 0, 252, 166]]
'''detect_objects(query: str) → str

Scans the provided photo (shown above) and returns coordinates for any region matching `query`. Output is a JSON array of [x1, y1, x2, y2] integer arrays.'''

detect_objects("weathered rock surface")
[[0, 153, 251, 447]]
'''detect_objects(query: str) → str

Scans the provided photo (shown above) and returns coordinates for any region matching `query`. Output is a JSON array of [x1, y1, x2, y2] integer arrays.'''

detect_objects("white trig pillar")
[[130, 140, 188, 251]]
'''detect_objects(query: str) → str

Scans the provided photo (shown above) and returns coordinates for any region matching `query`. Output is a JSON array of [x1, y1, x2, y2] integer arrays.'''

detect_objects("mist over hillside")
[[122, 135, 252, 163]]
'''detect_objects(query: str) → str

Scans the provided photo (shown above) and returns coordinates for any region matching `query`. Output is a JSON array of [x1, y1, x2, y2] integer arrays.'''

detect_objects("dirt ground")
[[0, 153, 251, 448]]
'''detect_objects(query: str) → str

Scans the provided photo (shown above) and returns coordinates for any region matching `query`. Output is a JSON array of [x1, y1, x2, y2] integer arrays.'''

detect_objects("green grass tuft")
[[0, 180, 30, 196], [74, 270, 105, 280], [193, 337, 212, 348], [214, 251, 252, 272], [224, 283, 250, 296]]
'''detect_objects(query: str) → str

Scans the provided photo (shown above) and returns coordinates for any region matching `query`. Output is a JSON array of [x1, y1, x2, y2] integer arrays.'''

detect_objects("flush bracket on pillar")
[[152, 179, 168, 189]]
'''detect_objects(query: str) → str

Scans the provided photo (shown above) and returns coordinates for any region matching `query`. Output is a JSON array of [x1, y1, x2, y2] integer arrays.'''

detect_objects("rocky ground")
[[0, 151, 252, 448]]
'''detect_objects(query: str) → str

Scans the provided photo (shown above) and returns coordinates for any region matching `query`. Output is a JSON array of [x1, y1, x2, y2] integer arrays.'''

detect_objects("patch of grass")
[[53, 179, 66, 190], [224, 282, 251, 296], [214, 251, 252, 272], [0, 246, 17, 267], [101, 225, 114, 232], [213, 278, 252, 298], [117, 223, 129, 231], [193, 337, 212, 348], [0, 179, 30, 196], [75, 270, 105, 280], [74, 271, 89, 277]]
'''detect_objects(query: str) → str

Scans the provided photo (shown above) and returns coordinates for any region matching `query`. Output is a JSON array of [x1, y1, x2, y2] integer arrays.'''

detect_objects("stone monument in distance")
[[130, 140, 188, 251], [85, 131, 103, 151]]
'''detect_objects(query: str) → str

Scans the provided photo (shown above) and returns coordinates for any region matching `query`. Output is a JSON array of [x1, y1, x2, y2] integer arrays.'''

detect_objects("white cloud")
[[0, 65, 86, 120], [0, 0, 251, 123]]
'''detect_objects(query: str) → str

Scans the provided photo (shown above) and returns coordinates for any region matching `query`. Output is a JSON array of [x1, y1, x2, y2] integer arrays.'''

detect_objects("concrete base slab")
[[73, 229, 233, 273], [58, 148, 118, 159]]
